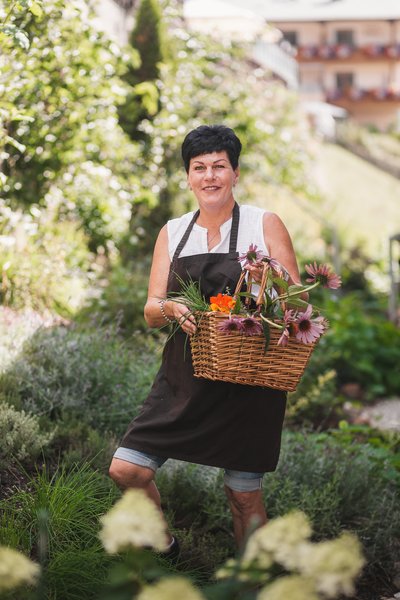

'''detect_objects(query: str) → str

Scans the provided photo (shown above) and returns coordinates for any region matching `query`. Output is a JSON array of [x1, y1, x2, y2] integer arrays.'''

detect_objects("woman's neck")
[[196, 200, 235, 230]]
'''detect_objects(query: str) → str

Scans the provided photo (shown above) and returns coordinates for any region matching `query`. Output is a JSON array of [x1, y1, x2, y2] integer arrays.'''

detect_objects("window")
[[283, 31, 298, 47], [336, 72, 354, 90], [336, 30, 354, 46]]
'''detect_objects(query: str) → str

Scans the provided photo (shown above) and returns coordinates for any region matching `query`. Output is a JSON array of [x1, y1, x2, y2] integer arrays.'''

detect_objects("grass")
[[315, 143, 400, 259], [251, 141, 400, 264], [0, 463, 120, 600]]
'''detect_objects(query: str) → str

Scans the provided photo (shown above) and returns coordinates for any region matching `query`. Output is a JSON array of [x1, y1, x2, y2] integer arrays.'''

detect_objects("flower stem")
[[272, 281, 320, 304], [259, 314, 282, 329]]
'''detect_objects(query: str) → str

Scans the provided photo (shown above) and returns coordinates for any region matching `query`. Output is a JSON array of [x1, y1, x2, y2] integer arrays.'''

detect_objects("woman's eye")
[[215, 165, 225, 169]]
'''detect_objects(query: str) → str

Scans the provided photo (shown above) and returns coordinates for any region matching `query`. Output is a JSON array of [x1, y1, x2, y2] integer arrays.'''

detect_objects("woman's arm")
[[246, 212, 308, 301], [263, 212, 301, 285], [144, 225, 197, 334]]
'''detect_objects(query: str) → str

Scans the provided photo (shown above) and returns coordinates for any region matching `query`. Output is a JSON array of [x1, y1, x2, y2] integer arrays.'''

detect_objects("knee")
[[225, 487, 262, 515], [109, 458, 155, 490]]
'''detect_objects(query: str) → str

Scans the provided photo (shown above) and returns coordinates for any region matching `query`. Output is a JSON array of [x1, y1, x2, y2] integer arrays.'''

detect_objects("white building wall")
[[91, 0, 130, 44]]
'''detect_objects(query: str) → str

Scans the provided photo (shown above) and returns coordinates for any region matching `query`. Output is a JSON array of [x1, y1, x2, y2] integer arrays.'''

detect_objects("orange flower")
[[209, 293, 236, 313]]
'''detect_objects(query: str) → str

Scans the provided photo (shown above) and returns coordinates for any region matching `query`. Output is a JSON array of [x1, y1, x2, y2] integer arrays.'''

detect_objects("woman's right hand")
[[168, 300, 197, 335]]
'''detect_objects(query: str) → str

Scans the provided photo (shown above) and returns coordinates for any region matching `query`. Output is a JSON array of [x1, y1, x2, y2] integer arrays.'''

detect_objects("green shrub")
[[310, 294, 400, 398], [0, 402, 54, 469], [50, 419, 119, 472], [0, 324, 161, 434]]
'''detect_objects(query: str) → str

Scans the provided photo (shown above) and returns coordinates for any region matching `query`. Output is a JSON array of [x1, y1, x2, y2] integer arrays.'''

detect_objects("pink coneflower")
[[277, 309, 296, 346], [218, 317, 244, 334], [240, 317, 263, 336], [263, 257, 289, 281], [237, 244, 265, 267], [295, 304, 326, 344], [305, 262, 342, 289]]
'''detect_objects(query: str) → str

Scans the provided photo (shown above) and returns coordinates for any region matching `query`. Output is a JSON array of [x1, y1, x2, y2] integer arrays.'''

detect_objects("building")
[[183, 0, 299, 89], [229, 0, 400, 130]]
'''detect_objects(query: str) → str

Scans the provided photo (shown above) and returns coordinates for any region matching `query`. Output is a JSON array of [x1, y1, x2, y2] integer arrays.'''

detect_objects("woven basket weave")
[[190, 312, 317, 392]]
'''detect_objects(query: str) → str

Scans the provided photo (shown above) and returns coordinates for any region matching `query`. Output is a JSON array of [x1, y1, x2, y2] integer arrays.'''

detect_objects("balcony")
[[296, 43, 400, 61], [326, 86, 400, 103]]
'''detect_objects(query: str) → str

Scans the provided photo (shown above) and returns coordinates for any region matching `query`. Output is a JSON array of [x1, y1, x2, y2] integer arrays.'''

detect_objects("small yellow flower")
[[0, 546, 40, 592], [99, 489, 168, 553], [137, 576, 205, 600], [257, 575, 319, 600], [297, 532, 365, 598]]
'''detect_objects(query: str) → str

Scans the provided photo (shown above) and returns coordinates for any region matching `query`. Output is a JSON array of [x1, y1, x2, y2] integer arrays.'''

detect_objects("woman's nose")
[[204, 167, 215, 180]]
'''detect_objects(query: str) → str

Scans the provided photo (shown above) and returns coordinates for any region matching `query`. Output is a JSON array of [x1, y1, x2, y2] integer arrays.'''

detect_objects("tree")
[[0, 0, 146, 250], [118, 0, 164, 141]]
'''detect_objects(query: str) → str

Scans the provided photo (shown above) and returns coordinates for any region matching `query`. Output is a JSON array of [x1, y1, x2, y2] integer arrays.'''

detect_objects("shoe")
[[160, 536, 181, 565]]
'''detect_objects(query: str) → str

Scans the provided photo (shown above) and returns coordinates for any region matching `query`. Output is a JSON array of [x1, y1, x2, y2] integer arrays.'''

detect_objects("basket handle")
[[233, 262, 270, 307]]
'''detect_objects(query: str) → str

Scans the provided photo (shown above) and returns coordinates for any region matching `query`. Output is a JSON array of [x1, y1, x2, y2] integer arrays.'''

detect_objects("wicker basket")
[[190, 311, 317, 392]]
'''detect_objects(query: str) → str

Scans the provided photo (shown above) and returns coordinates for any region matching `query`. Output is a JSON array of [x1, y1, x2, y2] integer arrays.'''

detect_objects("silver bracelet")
[[159, 299, 174, 324]]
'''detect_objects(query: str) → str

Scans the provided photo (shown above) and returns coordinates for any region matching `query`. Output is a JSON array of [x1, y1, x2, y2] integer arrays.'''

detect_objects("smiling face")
[[187, 151, 239, 211]]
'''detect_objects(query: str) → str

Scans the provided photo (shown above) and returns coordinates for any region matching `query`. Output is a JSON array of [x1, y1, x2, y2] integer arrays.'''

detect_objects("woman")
[[109, 125, 303, 555]]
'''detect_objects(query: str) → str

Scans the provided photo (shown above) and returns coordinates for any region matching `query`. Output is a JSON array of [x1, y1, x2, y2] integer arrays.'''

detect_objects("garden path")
[[357, 398, 400, 432]]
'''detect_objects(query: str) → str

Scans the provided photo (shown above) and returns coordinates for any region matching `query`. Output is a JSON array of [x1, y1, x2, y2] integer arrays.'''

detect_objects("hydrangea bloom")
[[297, 532, 365, 598], [137, 577, 205, 600], [0, 546, 40, 592], [99, 489, 168, 553], [243, 511, 312, 571], [257, 575, 319, 600]]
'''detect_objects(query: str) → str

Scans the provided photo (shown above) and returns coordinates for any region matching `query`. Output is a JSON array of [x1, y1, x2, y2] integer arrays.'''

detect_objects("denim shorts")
[[113, 447, 264, 492]]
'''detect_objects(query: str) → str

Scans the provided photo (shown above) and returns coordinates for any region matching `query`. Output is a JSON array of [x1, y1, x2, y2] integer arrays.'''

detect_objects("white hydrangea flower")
[[215, 558, 238, 579], [257, 575, 319, 600], [137, 576, 206, 600], [99, 489, 168, 553], [242, 511, 312, 570], [297, 532, 365, 598], [0, 546, 40, 592]]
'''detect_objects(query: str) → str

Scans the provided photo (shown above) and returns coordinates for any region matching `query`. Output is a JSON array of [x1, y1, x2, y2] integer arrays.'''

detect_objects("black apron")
[[120, 203, 287, 472]]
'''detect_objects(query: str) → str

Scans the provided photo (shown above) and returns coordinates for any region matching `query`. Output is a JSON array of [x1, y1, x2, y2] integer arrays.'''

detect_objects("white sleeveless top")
[[167, 204, 268, 260]]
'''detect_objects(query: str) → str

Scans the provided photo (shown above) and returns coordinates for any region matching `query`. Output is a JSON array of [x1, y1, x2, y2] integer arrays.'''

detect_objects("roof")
[[225, 0, 400, 22]]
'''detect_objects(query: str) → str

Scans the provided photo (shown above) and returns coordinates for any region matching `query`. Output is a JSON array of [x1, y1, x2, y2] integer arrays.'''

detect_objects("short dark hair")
[[181, 125, 242, 173]]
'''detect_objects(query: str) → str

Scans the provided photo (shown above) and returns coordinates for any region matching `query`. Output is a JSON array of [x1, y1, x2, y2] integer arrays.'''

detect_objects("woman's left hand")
[[245, 263, 264, 283]]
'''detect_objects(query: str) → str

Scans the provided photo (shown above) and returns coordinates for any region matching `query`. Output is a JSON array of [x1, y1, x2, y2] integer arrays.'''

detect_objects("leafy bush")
[[0, 402, 54, 469], [286, 369, 339, 430], [79, 260, 151, 334], [320, 295, 400, 398], [293, 290, 400, 400], [0, 323, 161, 434]]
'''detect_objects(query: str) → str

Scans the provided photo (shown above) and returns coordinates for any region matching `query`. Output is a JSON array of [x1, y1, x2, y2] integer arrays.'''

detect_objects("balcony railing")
[[296, 43, 400, 60], [326, 86, 400, 102]]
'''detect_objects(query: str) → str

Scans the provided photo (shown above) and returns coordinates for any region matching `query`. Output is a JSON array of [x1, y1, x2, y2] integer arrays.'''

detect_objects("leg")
[[109, 456, 173, 544], [224, 471, 266, 548]]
